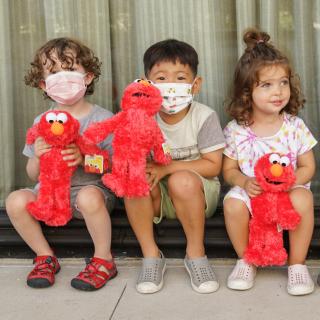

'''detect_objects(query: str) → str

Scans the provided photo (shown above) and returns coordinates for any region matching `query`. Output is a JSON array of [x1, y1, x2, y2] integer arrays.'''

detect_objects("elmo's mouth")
[[265, 176, 284, 185], [132, 92, 150, 98]]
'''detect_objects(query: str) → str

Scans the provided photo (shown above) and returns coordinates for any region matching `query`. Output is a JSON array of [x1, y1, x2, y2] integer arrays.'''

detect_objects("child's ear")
[[192, 76, 202, 94], [84, 72, 95, 86], [39, 79, 46, 91]]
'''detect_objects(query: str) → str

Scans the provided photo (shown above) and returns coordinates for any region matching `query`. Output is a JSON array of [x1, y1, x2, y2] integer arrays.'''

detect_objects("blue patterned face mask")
[[153, 82, 194, 114]]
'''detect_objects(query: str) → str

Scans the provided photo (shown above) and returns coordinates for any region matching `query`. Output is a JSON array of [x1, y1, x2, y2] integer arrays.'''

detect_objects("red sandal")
[[27, 255, 60, 288], [71, 257, 117, 291]]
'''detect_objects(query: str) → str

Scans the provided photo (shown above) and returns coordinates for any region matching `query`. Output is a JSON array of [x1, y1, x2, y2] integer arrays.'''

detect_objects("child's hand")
[[146, 162, 168, 190], [244, 177, 262, 197], [34, 137, 51, 158], [61, 143, 83, 167]]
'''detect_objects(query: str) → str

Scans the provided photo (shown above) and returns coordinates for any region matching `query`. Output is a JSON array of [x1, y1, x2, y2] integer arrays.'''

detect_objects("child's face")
[[147, 60, 201, 94], [252, 65, 290, 116]]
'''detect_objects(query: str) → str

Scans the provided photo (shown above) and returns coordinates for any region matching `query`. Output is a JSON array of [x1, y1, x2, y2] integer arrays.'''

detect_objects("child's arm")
[[26, 137, 51, 181], [294, 150, 316, 186], [223, 155, 262, 197], [83, 112, 124, 144]]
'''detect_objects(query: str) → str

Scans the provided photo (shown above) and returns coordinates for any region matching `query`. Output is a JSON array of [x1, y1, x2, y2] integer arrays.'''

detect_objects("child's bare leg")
[[124, 196, 159, 257], [167, 171, 205, 258], [76, 186, 112, 260], [224, 198, 256, 290], [288, 188, 314, 265], [223, 198, 250, 257], [5, 190, 53, 256]]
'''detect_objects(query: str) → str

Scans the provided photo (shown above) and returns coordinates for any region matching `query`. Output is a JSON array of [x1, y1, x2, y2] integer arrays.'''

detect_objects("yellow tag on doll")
[[162, 143, 171, 155], [84, 155, 104, 174]]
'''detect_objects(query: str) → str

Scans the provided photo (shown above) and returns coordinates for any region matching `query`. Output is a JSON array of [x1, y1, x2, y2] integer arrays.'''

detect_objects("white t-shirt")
[[156, 100, 226, 162], [223, 113, 317, 177]]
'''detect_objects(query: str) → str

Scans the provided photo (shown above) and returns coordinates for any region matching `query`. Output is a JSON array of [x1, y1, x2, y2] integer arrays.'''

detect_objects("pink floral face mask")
[[45, 71, 87, 105]]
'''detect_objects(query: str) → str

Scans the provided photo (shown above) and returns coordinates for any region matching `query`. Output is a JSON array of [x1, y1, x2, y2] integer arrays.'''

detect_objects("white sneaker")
[[184, 256, 219, 294], [227, 259, 256, 290], [287, 264, 314, 296], [136, 251, 166, 294]]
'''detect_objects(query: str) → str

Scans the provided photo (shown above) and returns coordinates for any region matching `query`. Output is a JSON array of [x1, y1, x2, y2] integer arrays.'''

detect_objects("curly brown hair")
[[25, 37, 101, 99], [227, 28, 305, 126]]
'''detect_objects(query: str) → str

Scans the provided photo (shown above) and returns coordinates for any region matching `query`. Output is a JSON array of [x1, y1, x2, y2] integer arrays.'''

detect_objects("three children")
[[5, 29, 318, 296]]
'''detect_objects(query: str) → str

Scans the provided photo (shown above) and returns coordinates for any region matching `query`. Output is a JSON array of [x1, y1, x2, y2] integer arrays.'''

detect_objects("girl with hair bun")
[[223, 28, 317, 296]]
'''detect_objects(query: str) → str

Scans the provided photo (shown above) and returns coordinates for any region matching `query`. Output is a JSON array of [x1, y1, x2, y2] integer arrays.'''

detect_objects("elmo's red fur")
[[84, 80, 171, 197], [244, 153, 301, 266], [26, 110, 109, 226]]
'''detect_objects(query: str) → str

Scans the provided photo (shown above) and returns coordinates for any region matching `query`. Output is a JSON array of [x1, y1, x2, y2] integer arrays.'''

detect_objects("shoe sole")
[[227, 280, 254, 291], [136, 263, 166, 294], [184, 259, 219, 294], [27, 266, 61, 289], [71, 271, 118, 291], [287, 284, 315, 296]]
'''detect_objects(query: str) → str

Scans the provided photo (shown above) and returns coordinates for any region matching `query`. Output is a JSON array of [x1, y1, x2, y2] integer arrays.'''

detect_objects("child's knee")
[[76, 186, 105, 213], [6, 190, 35, 217], [289, 188, 314, 214], [223, 198, 249, 220], [168, 171, 202, 199]]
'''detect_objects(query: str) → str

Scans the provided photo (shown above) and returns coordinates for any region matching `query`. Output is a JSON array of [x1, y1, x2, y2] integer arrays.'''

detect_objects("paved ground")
[[1, 258, 320, 320]]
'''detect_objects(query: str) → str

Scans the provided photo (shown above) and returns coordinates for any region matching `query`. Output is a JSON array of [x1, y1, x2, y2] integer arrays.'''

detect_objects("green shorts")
[[153, 172, 221, 224]]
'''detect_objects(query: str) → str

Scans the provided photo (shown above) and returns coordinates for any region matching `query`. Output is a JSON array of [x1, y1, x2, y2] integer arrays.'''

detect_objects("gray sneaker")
[[136, 251, 166, 294], [184, 256, 219, 293]]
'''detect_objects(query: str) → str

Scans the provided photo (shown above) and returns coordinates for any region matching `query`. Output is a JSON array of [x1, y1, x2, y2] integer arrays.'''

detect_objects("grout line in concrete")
[[109, 283, 127, 320]]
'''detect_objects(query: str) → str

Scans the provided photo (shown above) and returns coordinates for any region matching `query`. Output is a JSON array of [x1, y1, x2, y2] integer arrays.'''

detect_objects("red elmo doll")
[[84, 79, 171, 197], [244, 153, 301, 266], [26, 110, 109, 226]]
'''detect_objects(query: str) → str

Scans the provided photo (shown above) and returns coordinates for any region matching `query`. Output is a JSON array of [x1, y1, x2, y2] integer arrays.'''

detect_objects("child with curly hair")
[[6, 38, 117, 291], [223, 29, 317, 296]]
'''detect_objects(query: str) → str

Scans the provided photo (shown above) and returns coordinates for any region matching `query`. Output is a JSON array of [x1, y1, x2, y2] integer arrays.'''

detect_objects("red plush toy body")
[[84, 79, 171, 197], [26, 110, 109, 226], [244, 153, 301, 266]]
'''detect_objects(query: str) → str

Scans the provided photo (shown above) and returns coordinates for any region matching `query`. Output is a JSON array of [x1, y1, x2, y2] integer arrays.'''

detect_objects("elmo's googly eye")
[[269, 153, 280, 164], [134, 79, 142, 83], [45, 112, 57, 123], [280, 156, 290, 167], [56, 113, 68, 124], [147, 80, 154, 85]]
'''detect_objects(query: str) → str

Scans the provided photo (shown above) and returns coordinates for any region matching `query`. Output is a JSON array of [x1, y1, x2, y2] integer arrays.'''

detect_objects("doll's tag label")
[[162, 143, 171, 155], [84, 155, 104, 174], [277, 224, 283, 233]]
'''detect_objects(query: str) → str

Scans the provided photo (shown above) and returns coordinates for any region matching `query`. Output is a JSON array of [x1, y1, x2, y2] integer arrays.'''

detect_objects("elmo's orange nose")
[[270, 163, 283, 177], [51, 122, 64, 135], [139, 80, 151, 86]]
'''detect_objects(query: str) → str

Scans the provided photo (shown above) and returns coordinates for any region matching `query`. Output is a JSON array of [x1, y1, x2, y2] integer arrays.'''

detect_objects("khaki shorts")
[[27, 181, 116, 220], [153, 172, 221, 224]]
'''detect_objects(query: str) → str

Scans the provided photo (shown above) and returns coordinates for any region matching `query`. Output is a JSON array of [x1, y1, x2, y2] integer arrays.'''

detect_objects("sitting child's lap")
[[153, 171, 221, 224], [23, 183, 115, 220], [224, 185, 309, 215]]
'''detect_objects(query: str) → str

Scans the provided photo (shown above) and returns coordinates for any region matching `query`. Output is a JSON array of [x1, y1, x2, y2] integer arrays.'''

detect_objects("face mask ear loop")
[[191, 77, 198, 97]]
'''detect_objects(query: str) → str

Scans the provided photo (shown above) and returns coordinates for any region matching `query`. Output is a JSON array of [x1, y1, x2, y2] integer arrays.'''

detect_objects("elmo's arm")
[[83, 112, 124, 144], [152, 123, 171, 165], [76, 136, 109, 171], [277, 192, 301, 230]]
